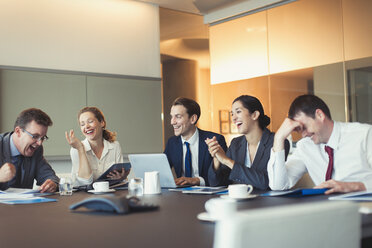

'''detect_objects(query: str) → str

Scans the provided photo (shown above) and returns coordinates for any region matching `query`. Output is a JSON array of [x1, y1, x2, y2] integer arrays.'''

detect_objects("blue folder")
[[261, 188, 328, 197]]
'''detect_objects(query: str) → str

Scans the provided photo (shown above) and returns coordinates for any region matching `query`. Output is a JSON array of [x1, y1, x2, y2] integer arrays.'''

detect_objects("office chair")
[[214, 201, 360, 248]]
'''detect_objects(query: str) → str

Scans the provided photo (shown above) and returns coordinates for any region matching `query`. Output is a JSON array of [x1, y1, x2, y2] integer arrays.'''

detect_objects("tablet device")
[[97, 163, 131, 181], [182, 187, 227, 195]]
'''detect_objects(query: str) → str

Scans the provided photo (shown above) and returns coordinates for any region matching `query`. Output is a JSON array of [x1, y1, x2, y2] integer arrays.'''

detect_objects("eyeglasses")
[[22, 129, 49, 142]]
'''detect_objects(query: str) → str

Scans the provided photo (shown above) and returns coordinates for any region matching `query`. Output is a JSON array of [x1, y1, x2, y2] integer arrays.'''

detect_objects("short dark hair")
[[14, 108, 53, 129], [288, 94, 332, 119], [233, 95, 270, 130], [172, 97, 201, 124]]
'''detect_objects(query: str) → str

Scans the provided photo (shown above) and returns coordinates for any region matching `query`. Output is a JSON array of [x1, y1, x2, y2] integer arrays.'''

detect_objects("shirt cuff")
[[268, 148, 288, 190], [198, 176, 205, 186], [74, 174, 93, 187], [362, 179, 372, 191]]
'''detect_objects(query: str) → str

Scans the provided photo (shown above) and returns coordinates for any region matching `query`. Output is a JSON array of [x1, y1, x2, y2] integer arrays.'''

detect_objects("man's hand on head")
[[39, 179, 57, 193], [175, 177, 200, 186], [273, 118, 302, 152], [0, 163, 16, 183], [314, 179, 366, 195]]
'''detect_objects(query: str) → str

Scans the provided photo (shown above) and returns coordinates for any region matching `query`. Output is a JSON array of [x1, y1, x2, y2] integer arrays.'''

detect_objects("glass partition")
[[346, 57, 372, 124]]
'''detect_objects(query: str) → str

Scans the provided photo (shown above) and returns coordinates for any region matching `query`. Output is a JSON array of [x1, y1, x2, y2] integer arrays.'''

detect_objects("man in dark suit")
[[164, 97, 227, 186], [0, 108, 59, 192]]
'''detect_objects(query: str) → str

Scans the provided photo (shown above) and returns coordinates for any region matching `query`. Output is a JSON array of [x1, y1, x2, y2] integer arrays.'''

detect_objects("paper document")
[[328, 191, 372, 201], [0, 197, 57, 205], [0, 188, 56, 204], [2, 188, 40, 194]]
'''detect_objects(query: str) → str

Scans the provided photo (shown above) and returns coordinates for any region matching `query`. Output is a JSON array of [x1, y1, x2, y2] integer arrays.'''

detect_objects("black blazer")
[[0, 132, 59, 190], [208, 128, 290, 190], [164, 128, 227, 186]]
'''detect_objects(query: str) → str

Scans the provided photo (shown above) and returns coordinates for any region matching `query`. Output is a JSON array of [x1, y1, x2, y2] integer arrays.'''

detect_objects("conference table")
[[1, 189, 371, 248]]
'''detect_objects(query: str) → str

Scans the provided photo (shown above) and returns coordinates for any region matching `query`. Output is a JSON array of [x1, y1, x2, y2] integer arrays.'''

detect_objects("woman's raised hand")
[[65, 129, 83, 150]]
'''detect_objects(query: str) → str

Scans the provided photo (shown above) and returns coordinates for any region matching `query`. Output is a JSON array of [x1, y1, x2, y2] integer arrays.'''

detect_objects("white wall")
[[0, 0, 160, 78]]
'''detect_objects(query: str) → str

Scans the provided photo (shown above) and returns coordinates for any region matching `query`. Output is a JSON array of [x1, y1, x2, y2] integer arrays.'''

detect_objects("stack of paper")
[[328, 191, 372, 201], [0, 188, 57, 204]]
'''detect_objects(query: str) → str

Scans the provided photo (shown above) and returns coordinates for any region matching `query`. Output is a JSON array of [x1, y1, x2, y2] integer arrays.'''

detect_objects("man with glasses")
[[0, 108, 59, 192]]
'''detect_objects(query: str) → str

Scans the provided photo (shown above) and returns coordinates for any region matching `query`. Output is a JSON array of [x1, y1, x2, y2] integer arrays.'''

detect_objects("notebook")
[[128, 153, 180, 188]]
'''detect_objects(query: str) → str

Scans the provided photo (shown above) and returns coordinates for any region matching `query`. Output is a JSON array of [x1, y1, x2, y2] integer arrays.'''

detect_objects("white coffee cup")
[[205, 198, 237, 220], [92, 181, 109, 192], [144, 171, 161, 195], [228, 184, 253, 198]]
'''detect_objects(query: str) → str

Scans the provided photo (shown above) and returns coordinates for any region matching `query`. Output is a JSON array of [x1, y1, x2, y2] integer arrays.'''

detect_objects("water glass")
[[59, 177, 73, 196], [128, 178, 143, 197]]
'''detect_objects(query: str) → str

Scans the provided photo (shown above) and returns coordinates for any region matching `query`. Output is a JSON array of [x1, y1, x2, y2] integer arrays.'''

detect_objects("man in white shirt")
[[268, 94, 372, 194]]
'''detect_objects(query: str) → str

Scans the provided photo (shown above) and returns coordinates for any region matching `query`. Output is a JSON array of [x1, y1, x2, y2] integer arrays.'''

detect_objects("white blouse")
[[70, 139, 124, 186]]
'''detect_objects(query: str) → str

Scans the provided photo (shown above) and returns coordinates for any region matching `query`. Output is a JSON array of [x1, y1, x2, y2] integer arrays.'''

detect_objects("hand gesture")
[[65, 129, 83, 150], [205, 136, 226, 159], [273, 118, 302, 152], [277, 118, 302, 140], [0, 163, 16, 183]]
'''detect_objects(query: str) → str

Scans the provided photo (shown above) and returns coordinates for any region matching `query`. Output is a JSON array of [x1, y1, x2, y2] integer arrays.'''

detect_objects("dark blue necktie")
[[184, 141, 192, 177], [11, 155, 24, 186]]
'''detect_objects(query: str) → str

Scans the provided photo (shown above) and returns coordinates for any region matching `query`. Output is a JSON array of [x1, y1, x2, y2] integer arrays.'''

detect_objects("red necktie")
[[324, 146, 333, 181]]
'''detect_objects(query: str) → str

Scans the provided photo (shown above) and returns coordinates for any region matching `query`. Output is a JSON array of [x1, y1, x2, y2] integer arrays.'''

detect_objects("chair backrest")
[[213, 201, 360, 248]]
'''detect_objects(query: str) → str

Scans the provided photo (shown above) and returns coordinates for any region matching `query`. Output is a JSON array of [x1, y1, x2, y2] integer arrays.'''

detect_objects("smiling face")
[[79, 111, 105, 142], [231, 100, 259, 135], [292, 110, 329, 144], [170, 105, 197, 140], [13, 120, 48, 157]]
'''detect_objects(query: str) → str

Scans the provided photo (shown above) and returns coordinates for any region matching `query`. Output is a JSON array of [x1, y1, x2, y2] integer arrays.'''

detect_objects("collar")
[[10, 133, 21, 157], [325, 121, 339, 150], [181, 128, 198, 146], [82, 138, 114, 152]]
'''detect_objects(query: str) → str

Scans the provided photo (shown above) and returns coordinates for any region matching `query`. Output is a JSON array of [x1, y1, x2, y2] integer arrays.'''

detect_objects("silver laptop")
[[128, 153, 178, 188]]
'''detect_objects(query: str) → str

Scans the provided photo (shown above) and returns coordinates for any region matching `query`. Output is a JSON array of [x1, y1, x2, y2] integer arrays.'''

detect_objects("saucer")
[[87, 189, 115, 194], [197, 212, 216, 222], [220, 194, 257, 201]]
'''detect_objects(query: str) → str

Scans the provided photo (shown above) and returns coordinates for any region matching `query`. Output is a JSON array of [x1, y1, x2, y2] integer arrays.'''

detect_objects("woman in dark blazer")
[[206, 95, 289, 190]]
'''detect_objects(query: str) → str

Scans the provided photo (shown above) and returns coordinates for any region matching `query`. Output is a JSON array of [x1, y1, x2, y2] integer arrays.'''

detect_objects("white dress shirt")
[[268, 121, 372, 190], [181, 129, 205, 186], [70, 139, 124, 186]]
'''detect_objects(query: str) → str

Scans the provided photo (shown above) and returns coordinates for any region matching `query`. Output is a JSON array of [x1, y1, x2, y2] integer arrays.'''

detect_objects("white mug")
[[205, 198, 237, 220], [228, 184, 253, 198], [92, 181, 109, 192], [144, 171, 161, 194]]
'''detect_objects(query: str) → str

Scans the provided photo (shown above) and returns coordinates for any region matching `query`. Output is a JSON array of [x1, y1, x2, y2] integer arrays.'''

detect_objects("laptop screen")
[[128, 153, 178, 188]]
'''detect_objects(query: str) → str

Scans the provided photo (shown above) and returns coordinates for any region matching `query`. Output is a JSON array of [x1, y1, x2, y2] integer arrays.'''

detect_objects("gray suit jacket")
[[0, 132, 59, 190], [208, 128, 290, 190]]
